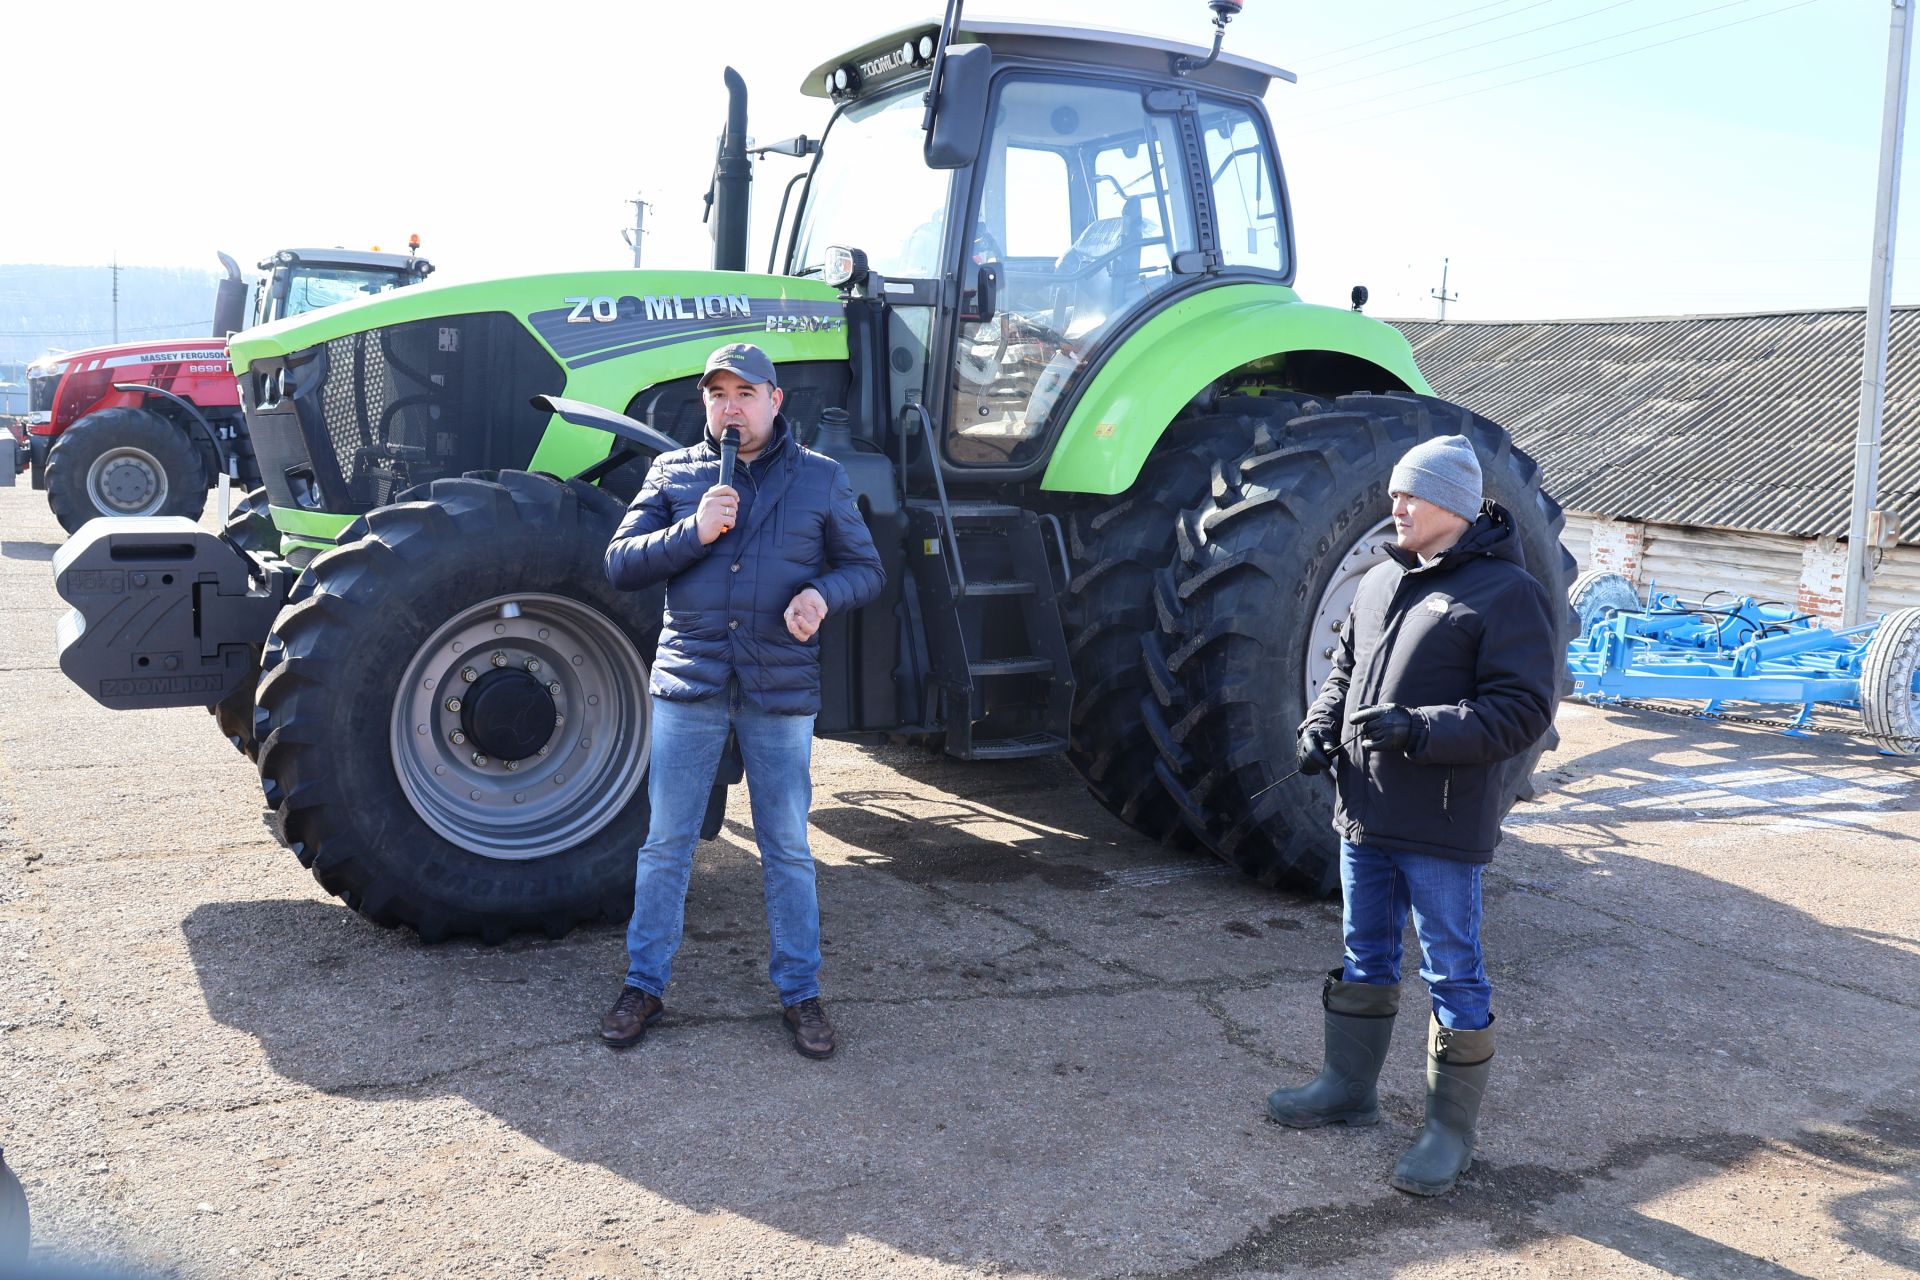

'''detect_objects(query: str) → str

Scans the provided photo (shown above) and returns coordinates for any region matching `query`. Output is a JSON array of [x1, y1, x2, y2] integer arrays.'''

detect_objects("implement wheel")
[[1860, 607, 1920, 754], [43, 406, 208, 534], [254, 471, 662, 943], [1062, 395, 1319, 845], [1145, 393, 1575, 896]]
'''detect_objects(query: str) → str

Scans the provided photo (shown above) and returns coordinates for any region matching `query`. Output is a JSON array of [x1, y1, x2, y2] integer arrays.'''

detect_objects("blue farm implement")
[[1563, 571, 1920, 753]]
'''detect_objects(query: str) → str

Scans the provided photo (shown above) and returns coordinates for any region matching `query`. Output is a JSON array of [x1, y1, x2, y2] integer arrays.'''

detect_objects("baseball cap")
[[698, 343, 779, 389]]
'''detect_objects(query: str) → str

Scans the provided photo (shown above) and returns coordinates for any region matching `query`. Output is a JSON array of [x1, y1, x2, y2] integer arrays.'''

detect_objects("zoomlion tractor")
[[53, 3, 1574, 943], [25, 242, 434, 534]]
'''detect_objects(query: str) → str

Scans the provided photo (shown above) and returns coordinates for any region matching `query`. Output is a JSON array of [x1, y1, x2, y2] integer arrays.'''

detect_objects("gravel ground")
[[3, 482, 1918, 1279]]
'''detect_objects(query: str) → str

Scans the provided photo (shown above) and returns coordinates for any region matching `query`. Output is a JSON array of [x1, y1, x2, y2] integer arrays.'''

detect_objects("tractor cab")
[[253, 244, 436, 328], [778, 16, 1294, 474]]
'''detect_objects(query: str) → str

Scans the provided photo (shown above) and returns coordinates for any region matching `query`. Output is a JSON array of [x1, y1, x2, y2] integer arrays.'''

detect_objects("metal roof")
[[1390, 308, 1920, 544]]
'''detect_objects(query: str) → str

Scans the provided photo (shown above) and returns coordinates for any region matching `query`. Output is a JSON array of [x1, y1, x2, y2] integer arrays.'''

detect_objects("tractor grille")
[[28, 373, 58, 414], [296, 312, 564, 511]]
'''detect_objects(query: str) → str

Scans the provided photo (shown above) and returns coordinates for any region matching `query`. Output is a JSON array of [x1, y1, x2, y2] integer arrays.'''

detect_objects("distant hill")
[[0, 263, 224, 366]]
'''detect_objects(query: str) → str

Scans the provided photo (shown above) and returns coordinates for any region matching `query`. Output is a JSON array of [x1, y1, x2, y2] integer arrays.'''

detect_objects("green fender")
[[1038, 283, 1434, 495]]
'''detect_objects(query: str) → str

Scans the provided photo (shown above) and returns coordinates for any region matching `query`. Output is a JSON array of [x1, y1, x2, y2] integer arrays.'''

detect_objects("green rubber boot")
[[1266, 970, 1400, 1128], [1390, 1015, 1495, 1196]]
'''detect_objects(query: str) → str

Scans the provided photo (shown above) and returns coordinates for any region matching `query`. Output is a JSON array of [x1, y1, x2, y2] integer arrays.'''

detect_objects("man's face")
[[1390, 491, 1472, 559], [702, 370, 783, 456]]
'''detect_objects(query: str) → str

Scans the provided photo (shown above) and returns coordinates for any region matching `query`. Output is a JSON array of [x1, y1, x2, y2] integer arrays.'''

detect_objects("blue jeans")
[[624, 685, 821, 1006], [1340, 839, 1491, 1030]]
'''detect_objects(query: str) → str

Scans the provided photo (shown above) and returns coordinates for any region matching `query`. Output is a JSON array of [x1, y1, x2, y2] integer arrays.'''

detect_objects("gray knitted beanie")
[[1389, 435, 1483, 521]]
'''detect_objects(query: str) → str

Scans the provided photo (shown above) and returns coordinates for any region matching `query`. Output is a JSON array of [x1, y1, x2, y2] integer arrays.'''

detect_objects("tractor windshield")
[[791, 83, 952, 280], [263, 267, 418, 325]]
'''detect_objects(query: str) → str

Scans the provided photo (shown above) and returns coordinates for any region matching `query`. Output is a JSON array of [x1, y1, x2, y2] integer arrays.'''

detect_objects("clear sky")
[[5, 0, 1903, 320]]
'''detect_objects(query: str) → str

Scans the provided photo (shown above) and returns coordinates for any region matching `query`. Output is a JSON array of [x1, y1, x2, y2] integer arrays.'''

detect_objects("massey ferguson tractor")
[[52, 3, 1574, 943], [24, 243, 434, 533]]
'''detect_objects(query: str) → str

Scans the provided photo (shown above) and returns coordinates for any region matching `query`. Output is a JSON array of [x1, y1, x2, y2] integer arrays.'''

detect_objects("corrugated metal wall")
[[1868, 545, 1920, 616], [1560, 512, 1594, 571], [1637, 526, 1804, 606]]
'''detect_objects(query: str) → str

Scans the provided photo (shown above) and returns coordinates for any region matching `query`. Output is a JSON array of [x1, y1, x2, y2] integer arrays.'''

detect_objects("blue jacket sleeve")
[[805, 465, 886, 615], [604, 457, 713, 591]]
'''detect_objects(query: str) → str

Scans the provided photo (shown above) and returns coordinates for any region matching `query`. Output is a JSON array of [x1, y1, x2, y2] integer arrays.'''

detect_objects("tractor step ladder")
[[905, 497, 1075, 761]]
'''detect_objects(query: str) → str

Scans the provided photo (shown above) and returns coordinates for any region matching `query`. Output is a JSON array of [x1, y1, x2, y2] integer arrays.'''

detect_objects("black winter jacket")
[[1304, 502, 1557, 862], [604, 415, 886, 715]]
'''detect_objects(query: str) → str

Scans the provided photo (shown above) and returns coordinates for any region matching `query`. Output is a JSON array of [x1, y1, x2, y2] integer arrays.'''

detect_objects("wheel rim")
[[1303, 517, 1397, 705], [85, 445, 168, 516], [390, 592, 650, 860]]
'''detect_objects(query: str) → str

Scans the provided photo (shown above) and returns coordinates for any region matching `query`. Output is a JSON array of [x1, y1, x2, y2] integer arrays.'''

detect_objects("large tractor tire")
[[209, 487, 282, 760], [42, 406, 209, 534], [1145, 393, 1575, 896], [1061, 395, 1320, 845], [254, 470, 663, 943]]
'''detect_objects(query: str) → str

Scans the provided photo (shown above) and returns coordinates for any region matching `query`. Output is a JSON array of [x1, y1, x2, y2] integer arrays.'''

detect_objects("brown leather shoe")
[[599, 986, 664, 1049], [782, 997, 835, 1059]]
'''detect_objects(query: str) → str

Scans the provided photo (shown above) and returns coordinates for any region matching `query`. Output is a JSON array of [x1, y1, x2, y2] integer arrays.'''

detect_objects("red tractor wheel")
[[42, 406, 209, 534]]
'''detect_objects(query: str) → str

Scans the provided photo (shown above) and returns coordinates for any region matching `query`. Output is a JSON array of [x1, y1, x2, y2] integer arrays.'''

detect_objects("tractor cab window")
[[264, 267, 415, 325], [792, 84, 953, 282], [1199, 100, 1286, 274], [948, 76, 1192, 468]]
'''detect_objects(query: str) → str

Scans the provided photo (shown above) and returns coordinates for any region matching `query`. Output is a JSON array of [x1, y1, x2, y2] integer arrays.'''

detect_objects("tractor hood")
[[31, 335, 228, 379], [227, 271, 845, 376]]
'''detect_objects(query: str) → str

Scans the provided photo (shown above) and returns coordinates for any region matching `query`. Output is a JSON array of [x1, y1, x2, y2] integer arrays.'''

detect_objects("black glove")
[[1295, 725, 1337, 775], [1350, 703, 1416, 754]]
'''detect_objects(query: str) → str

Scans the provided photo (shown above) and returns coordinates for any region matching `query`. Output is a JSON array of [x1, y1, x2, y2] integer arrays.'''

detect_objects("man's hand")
[[784, 587, 828, 641], [695, 484, 740, 545], [1296, 726, 1338, 776], [1350, 704, 1416, 754]]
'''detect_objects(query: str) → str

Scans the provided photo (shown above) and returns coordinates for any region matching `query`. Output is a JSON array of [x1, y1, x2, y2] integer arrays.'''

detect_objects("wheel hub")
[[460, 668, 557, 761], [86, 446, 168, 515]]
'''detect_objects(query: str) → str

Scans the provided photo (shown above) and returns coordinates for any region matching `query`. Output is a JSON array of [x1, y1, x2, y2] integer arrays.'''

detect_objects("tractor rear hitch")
[[53, 517, 293, 711]]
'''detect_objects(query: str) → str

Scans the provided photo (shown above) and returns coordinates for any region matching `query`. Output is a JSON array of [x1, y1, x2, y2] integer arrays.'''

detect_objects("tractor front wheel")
[[43, 407, 208, 534], [254, 471, 662, 942], [1145, 393, 1575, 895]]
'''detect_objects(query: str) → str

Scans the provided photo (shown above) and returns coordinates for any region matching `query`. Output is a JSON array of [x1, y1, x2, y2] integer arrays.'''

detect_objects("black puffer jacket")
[[1304, 502, 1557, 862], [604, 415, 885, 715]]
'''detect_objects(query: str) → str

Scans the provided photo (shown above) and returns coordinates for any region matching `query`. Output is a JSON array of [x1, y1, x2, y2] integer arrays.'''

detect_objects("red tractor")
[[22, 243, 435, 533]]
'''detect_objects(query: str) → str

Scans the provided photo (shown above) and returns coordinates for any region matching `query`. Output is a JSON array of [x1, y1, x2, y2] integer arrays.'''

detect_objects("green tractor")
[[53, 3, 1574, 942]]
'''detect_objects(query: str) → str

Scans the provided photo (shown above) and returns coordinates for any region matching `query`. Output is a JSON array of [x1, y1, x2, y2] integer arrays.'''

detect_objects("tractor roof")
[[263, 248, 430, 272], [803, 16, 1294, 103]]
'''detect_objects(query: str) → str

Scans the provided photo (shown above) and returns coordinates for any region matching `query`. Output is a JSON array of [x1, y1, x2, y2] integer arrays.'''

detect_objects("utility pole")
[[1429, 257, 1458, 322], [622, 193, 652, 268], [111, 253, 120, 344], [1844, 0, 1914, 627]]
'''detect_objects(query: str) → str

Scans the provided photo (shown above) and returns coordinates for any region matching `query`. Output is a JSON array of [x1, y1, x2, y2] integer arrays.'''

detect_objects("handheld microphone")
[[718, 426, 740, 533]]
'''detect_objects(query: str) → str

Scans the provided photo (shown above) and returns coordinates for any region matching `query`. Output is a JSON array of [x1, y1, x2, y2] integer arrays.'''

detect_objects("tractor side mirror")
[[924, 45, 991, 170]]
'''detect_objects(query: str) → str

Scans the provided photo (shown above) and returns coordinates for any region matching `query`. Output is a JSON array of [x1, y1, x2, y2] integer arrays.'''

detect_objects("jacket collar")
[[1384, 501, 1524, 574], [699, 412, 792, 468]]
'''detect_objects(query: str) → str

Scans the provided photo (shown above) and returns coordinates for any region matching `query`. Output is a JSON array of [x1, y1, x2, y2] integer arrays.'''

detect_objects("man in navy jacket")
[[599, 343, 884, 1059]]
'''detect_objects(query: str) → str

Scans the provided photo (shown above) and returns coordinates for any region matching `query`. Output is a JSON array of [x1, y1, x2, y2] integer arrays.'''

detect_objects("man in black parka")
[[1266, 434, 1557, 1196]]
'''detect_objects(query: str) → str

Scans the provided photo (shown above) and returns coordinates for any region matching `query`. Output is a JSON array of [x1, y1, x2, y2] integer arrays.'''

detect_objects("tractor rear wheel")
[[43, 406, 208, 534], [1061, 396, 1319, 844], [1145, 393, 1575, 896], [209, 487, 281, 759], [254, 470, 662, 942]]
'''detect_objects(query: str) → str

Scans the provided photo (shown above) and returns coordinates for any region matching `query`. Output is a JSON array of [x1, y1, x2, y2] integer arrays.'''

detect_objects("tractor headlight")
[[820, 245, 868, 290], [918, 35, 935, 61]]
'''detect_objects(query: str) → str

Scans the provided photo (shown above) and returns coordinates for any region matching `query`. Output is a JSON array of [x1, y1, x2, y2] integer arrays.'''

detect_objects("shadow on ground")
[[178, 722, 1920, 1277]]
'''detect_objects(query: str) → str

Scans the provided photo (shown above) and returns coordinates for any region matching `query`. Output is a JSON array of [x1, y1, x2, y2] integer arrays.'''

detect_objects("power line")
[[1294, 0, 1772, 119], [1289, 0, 1825, 136], [5, 320, 205, 338], [1302, 0, 1556, 75], [1312, 0, 1646, 93], [1291, 0, 1536, 66]]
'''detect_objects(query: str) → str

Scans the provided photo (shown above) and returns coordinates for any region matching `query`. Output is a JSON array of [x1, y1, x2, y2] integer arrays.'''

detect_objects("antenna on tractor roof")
[[1173, 0, 1243, 76], [922, 0, 964, 133]]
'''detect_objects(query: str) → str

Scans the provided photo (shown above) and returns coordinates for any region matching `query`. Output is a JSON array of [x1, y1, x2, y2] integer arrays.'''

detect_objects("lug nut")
[[554, 713, 566, 725], [537, 745, 550, 756], [490, 651, 507, 668], [471, 752, 489, 767], [450, 729, 467, 745], [504, 759, 519, 772], [524, 658, 542, 673], [444, 697, 462, 713], [547, 682, 561, 697], [461, 667, 478, 683]]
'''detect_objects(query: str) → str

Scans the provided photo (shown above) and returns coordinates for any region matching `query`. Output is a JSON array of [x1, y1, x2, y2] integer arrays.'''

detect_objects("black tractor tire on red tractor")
[[42, 406, 209, 534], [253, 470, 663, 943], [1144, 393, 1575, 896], [208, 487, 282, 759], [1061, 395, 1322, 845]]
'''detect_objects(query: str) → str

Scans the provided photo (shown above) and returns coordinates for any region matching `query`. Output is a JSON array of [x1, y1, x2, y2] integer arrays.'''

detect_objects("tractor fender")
[[1039, 283, 1433, 496]]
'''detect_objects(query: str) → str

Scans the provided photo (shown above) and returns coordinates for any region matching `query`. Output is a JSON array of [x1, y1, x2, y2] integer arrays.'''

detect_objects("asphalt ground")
[[2, 482, 1918, 1280]]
